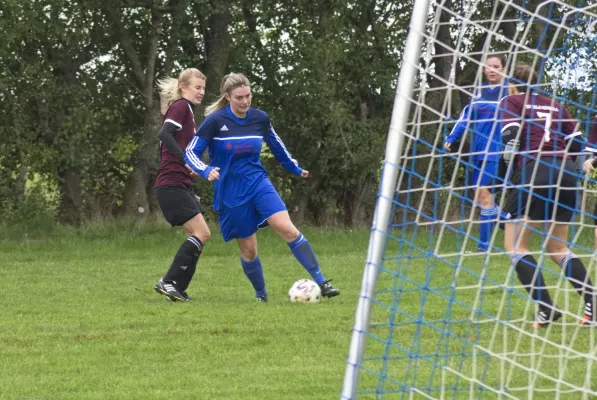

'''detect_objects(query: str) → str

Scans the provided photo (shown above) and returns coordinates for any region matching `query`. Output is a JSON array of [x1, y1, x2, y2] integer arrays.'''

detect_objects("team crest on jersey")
[[226, 142, 233, 150]]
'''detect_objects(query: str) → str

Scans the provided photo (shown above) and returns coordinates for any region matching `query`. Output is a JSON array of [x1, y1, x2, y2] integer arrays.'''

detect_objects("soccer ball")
[[288, 279, 321, 304]]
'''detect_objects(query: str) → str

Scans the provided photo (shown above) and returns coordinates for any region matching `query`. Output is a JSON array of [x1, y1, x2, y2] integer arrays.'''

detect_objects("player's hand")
[[185, 164, 199, 178], [443, 142, 451, 151], [583, 157, 596, 173], [503, 139, 519, 166], [300, 170, 310, 178], [195, 195, 201, 202], [208, 167, 220, 181]]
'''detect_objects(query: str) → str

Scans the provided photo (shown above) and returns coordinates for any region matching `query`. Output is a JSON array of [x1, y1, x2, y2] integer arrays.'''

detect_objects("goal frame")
[[341, 0, 430, 398]]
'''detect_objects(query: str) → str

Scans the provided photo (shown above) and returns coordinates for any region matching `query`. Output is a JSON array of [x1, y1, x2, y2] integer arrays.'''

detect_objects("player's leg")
[[545, 181, 596, 326], [217, 200, 268, 301], [503, 184, 558, 327], [175, 212, 211, 299], [546, 223, 596, 325], [477, 187, 495, 251], [257, 187, 340, 297], [236, 234, 268, 302], [154, 186, 208, 302], [476, 160, 500, 252]]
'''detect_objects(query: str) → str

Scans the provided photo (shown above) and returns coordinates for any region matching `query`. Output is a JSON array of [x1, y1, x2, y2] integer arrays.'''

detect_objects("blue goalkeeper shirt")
[[184, 105, 303, 210], [445, 84, 507, 162]]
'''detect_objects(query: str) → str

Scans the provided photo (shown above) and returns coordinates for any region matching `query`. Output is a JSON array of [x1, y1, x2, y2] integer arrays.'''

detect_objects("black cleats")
[[320, 280, 340, 298], [532, 308, 562, 329], [256, 295, 268, 303], [581, 301, 596, 327], [154, 280, 187, 302]]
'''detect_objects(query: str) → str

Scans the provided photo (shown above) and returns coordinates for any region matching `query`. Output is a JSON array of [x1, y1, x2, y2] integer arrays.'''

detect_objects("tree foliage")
[[4, 0, 551, 227]]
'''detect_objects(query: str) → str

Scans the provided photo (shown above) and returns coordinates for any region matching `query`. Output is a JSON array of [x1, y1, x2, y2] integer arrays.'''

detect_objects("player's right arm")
[[184, 117, 219, 181], [583, 117, 597, 173], [444, 104, 471, 150]]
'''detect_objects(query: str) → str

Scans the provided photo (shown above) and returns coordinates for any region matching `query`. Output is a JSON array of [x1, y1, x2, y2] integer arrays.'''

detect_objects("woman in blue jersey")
[[184, 73, 340, 302], [444, 54, 508, 252]]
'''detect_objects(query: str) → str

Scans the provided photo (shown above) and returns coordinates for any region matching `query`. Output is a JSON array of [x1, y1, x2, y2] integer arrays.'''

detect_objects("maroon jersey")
[[585, 116, 597, 153], [499, 93, 580, 167], [155, 99, 196, 188]]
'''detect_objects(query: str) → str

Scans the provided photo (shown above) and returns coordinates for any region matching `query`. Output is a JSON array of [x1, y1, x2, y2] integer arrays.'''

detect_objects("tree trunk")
[[15, 152, 28, 204], [105, 4, 164, 216], [343, 176, 373, 227], [58, 167, 83, 225], [201, 7, 232, 103], [292, 174, 324, 225], [124, 105, 162, 216]]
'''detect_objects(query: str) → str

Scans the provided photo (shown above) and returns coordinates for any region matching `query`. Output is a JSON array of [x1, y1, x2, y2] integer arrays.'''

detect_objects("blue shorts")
[[219, 186, 287, 242], [471, 160, 499, 190]]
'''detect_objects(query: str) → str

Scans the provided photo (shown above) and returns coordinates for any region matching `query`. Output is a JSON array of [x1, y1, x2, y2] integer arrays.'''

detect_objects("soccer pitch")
[[0, 223, 368, 399], [1, 222, 593, 399]]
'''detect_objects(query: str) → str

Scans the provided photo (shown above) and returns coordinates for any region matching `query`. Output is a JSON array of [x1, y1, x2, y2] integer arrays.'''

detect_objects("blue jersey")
[[184, 105, 302, 210], [445, 84, 507, 162]]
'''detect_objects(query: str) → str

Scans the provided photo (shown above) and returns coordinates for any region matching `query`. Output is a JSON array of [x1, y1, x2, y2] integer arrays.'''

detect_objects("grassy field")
[[1, 221, 596, 399], [0, 222, 369, 400]]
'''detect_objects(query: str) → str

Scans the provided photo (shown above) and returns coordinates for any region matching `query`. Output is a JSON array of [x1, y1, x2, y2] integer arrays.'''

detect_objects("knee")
[[241, 247, 258, 261], [478, 191, 491, 207], [546, 242, 568, 261], [188, 226, 210, 244], [277, 222, 299, 243], [284, 229, 300, 243], [201, 228, 211, 243], [505, 241, 528, 255]]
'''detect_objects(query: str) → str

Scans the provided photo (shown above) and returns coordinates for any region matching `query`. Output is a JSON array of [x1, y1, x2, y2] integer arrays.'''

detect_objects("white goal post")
[[342, 0, 597, 399]]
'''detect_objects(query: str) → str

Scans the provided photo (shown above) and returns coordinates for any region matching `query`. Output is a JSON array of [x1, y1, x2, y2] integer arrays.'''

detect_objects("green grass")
[[0, 223, 367, 400], [356, 226, 597, 399], [1, 221, 596, 399]]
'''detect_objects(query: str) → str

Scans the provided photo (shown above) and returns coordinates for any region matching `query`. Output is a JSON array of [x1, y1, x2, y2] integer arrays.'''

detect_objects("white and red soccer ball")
[[288, 279, 321, 304]]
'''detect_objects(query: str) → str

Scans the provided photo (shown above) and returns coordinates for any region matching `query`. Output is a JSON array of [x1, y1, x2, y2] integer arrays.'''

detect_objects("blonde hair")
[[205, 73, 251, 116], [157, 68, 206, 105], [510, 62, 538, 93]]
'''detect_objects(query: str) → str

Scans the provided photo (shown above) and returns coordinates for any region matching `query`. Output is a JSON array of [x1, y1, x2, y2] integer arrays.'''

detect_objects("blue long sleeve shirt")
[[184, 105, 302, 210], [445, 84, 507, 162]]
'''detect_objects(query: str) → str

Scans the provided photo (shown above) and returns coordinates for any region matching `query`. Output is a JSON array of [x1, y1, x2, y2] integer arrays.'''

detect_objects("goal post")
[[342, 1, 597, 399], [341, 0, 430, 398]]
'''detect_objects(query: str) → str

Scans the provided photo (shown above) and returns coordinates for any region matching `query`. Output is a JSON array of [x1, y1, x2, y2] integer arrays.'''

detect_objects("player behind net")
[[582, 116, 597, 251], [499, 62, 596, 328], [444, 54, 508, 252]]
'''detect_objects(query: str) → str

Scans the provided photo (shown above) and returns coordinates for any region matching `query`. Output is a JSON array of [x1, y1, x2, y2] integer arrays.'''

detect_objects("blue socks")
[[288, 233, 326, 285], [479, 205, 498, 250], [241, 256, 267, 297]]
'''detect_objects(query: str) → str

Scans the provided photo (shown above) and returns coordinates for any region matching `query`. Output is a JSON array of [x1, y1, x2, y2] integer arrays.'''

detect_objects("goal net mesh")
[[344, 1, 597, 399]]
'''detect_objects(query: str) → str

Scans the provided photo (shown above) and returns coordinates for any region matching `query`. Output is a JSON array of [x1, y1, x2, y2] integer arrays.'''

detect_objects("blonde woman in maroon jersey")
[[153, 68, 215, 302]]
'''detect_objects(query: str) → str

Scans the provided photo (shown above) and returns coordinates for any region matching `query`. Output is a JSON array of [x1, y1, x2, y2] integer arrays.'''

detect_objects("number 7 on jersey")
[[537, 111, 553, 142]]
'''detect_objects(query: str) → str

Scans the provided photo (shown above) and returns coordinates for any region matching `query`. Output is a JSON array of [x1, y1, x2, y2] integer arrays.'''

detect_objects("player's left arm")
[[560, 107, 584, 156], [263, 123, 303, 176]]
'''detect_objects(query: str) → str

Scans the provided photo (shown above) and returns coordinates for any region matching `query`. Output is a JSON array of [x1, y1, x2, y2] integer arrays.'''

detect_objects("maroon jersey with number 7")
[[499, 93, 580, 168]]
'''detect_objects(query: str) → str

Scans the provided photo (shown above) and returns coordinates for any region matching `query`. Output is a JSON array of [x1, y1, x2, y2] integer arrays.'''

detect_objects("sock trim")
[[510, 252, 530, 267], [480, 205, 498, 216], [240, 255, 261, 265], [187, 236, 203, 252], [288, 233, 306, 248], [559, 253, 575, 269]]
